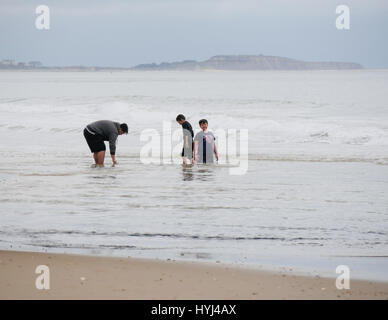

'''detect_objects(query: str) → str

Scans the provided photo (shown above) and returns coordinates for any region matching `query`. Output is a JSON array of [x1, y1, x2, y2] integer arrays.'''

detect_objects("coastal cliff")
[[132, 55, 363, 71]]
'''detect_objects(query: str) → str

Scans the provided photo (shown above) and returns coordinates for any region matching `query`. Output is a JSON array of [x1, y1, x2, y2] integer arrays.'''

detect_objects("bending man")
[[83, 120, 128, 167]]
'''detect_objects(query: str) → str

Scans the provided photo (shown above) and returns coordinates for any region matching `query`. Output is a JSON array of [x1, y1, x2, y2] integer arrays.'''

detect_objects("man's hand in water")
[[111, 155, 117, 165]]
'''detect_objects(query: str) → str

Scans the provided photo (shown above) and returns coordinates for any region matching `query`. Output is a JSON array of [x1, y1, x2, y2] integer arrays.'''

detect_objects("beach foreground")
[[0, 250, 387, 300]]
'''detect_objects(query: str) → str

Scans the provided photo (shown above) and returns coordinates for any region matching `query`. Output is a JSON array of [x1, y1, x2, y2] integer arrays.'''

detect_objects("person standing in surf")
[[83, 120, 128, 167], [176, 114, 194, 165], [193, 119, 218, 164]]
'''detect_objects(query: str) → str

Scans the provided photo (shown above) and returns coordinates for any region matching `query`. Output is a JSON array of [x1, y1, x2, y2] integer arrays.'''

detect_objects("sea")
[[0, 70, 387, 281]]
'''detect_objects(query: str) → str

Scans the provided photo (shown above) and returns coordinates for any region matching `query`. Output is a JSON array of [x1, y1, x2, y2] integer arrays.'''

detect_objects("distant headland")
[[132, 55, 363, 71], [0, 55, 363, 71]]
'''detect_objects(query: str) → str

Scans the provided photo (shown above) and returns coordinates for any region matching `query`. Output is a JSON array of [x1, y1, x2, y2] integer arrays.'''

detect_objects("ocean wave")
[[248, 155, 388, 165], [0, 152, 387, 167], [0, 228, 330, 242]]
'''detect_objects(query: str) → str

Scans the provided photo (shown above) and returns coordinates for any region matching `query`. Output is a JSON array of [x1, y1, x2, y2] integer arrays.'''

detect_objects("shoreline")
[[1, 69, 386, 73], [1, 250, 387, 300]]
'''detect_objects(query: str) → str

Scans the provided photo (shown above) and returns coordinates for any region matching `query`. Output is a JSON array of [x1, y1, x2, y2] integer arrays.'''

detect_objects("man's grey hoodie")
[[86, 120, 120, 155]]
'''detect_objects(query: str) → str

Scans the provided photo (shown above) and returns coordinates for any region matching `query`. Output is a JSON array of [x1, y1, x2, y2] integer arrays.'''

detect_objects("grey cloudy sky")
[[1, 0, 387, 68]]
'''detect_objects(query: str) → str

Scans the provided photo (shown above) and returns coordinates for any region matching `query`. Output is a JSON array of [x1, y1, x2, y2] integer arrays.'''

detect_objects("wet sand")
[[0, 250, 387, 300]]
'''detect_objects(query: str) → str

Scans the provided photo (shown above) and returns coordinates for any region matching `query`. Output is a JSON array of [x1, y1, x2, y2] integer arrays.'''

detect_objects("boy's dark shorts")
[[83, 128, 106, 153]]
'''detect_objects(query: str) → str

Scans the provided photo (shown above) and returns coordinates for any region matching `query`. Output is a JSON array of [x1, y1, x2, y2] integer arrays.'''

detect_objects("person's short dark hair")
[[176, 114, 186, 122], [199, 119, 208, 125], [120, 123, 128, 134]]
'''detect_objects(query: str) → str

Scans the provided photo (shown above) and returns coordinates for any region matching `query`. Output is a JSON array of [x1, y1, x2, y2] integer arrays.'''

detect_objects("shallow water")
[[0, 70, 387, 281]]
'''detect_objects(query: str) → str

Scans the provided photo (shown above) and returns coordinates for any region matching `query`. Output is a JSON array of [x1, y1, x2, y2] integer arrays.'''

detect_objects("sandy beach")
[[0, 250, 387, 300]]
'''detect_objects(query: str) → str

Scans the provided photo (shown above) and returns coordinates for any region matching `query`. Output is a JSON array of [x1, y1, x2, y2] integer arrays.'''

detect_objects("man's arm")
[[108, 133, 118, 164], [111, 154, 117, 165]]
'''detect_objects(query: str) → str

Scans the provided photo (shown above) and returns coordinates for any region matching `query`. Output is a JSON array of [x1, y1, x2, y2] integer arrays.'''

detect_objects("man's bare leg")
[[90, 153, 98, 168], [97, 151, 105, 167]]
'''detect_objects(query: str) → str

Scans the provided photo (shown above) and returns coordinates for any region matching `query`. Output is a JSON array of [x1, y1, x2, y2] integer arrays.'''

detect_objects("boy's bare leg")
[[97, 151, 105, 167], [93, 153, 98, 164], [182, 156, 187, 165]]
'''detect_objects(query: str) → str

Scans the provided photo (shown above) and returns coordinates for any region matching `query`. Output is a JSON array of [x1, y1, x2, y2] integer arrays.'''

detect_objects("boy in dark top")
[[176, 114, 194, 165], [83, 120, 128, 167]]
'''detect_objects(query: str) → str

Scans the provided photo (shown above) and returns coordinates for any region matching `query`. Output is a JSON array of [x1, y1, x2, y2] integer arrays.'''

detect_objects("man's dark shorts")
[[83, 128, 106, 153]]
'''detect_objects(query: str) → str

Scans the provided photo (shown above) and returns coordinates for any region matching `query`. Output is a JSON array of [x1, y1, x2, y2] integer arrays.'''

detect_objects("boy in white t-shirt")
[[193, 119, 218, 164]]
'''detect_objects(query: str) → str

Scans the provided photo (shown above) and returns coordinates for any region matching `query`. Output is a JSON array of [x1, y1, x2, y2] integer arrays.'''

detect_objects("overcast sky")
[[1, 0, 387, 68]]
